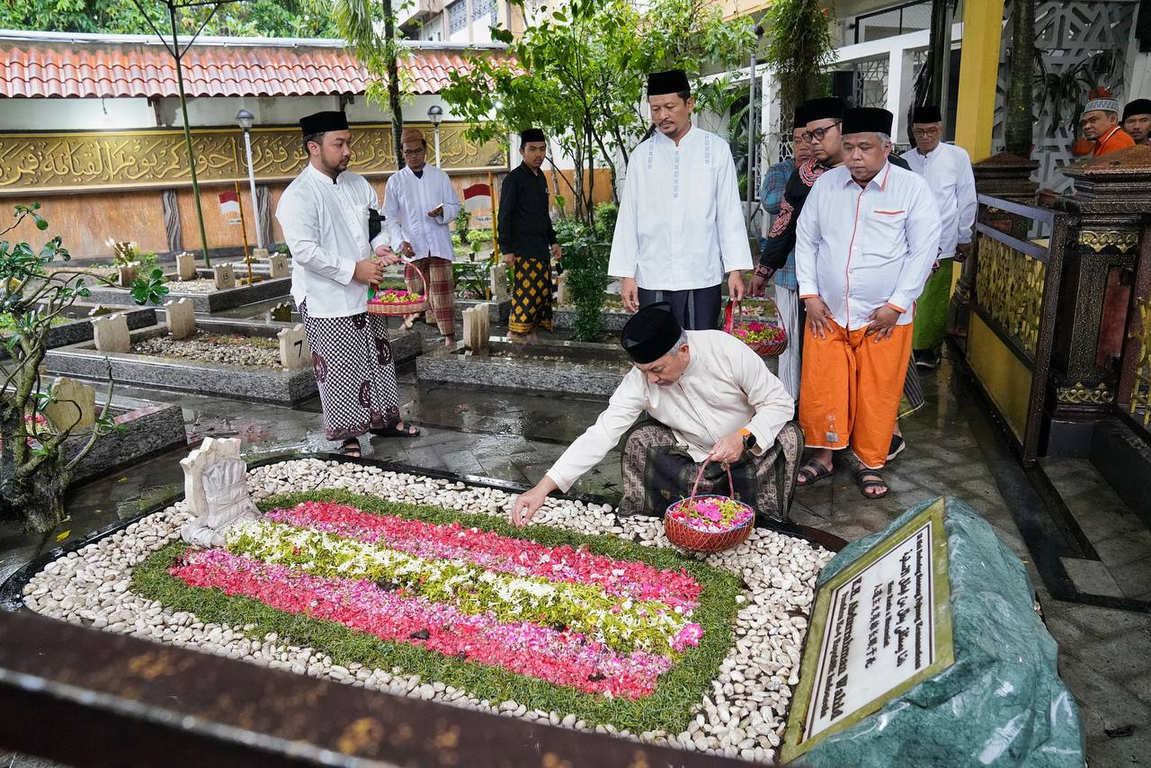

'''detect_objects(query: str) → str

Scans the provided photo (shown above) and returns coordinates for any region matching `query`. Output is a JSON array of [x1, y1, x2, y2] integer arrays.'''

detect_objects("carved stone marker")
[[91, 313, 130, 353], [270, 301, 293, 323], [175, 252, 197, 281], [267, 252, 290, 279], [166, 297, 196, 339], [278, 323, 309, 370], [117, 263, 137, 287], [180, 437, 261, 548], [556, 272, 568, 305], [251, 247, 270, 260], [213, 263, 236, 290], [463, 303, 490, 353], [43, 377, 97, 432], [490, 264, 509, 302]]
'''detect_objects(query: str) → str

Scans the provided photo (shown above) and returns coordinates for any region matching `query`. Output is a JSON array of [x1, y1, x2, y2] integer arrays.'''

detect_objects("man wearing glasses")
[[900, 105, 976, 370], [384, 128, 462, 347]]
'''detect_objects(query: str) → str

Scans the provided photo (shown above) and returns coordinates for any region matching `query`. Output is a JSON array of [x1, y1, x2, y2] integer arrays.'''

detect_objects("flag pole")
[[235, 181, 254, 284]]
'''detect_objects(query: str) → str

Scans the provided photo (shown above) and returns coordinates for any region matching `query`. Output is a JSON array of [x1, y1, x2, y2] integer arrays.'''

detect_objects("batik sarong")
[[298, 301, 402, 442], [620, 420, 803, 523], [404, 256, 455, 338], [509, 256, 553, 334]]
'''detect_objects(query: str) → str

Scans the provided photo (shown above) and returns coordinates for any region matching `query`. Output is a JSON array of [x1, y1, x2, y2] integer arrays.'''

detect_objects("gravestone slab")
[[490, 263, 510, 302], [781, 497, 1083, 767], [278, 323, 309, 370], [270, 301, 293, 323], [91, 313, 130, 353], [213, 264, 236, 290], [175, 252, 197, 281], [43, 377, 96, 431], [117, 263, 137, 287], [463, 303, 491, 352], [267, 253, 289, 279], [180, 437, 260, 548], [252, 248, 270, 260], [556, 272, 568, 305], [166, 297, 196, 339]]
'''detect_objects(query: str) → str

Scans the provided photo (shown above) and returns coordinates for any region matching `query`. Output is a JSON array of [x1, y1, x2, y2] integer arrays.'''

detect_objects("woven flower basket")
[[724, 300, 787, 358], [664, 461, 755, 553], [366, 259, 430, 316]]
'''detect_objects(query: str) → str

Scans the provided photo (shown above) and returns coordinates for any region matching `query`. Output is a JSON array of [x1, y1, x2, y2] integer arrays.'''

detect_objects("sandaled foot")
[[338, 437, 361, 458], [370, 420, 421, 438], [796, 459, 833, 487], [853, 466, 889, 499], [401, 315, 417, 330]]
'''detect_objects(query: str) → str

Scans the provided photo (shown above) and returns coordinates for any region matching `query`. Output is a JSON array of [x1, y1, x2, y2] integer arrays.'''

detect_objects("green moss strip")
[[131, 489, 742, 734]]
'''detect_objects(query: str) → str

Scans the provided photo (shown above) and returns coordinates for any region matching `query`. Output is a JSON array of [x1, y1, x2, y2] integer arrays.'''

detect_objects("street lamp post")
[[427, 104, 444, 166], [235, 108, 263, 250]]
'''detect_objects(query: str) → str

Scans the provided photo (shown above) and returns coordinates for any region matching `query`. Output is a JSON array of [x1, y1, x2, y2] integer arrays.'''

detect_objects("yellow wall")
[[967, 313, 1033, 441], [954, 0, 1005, 161]]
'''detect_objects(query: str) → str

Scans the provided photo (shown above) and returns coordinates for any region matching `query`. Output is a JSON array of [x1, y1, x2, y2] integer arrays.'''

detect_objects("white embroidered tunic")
[[275, 163, 390, 318], [383, 165, 462, 261], [608, 126, 753, 291], [900, 142, 977, 259], [545, 331, 793, 492]]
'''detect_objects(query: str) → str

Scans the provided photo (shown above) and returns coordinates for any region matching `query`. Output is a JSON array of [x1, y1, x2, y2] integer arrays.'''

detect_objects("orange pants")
[[799, 319, 913, 469]]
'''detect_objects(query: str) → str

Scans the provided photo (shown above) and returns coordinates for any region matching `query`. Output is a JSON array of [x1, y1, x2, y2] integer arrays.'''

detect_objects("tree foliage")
[[762, 0, 836, 134], [0, 0, 344, 38], [441, 0, 755, 223], [1, 205, 168, 533]]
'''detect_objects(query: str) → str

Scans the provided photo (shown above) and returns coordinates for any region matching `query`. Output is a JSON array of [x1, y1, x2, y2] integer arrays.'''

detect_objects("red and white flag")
[[218, 190, 241, 224], [462, 183, 492, 212]]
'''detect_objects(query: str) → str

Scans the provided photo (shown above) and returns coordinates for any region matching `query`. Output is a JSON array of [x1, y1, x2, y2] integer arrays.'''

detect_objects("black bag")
[[368, 208, 386, 241]]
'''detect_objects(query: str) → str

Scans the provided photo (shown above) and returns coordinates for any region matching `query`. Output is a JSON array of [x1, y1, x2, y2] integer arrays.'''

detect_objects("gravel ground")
[[22, 459, 831, 763], [131, 331, 281, 369]]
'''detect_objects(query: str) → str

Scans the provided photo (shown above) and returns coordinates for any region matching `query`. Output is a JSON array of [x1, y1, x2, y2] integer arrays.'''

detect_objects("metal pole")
[[434, 124, 442, 166], [242, 128, 263, 250], [234, 180, 254, 285], [170, 1, 211, 268], [746, 48, 757, 228]]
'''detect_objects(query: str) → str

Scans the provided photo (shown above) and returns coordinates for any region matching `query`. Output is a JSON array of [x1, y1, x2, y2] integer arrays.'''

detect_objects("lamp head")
[[235, 109, 255, 130], [427, 104, 444, 126]]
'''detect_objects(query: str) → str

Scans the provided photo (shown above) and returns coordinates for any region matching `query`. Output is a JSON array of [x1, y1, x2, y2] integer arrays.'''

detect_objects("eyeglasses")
[[402, 147, 426, 156], [801, 122, 840, 143], [912, 127, 942, 138]]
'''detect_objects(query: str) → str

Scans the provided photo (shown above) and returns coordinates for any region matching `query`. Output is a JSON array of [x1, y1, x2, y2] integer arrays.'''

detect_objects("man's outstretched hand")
[[510, 476, 559, 526]]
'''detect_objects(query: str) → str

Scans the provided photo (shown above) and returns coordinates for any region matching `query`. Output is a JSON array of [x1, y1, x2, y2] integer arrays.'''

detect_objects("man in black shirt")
[[499, 128, 562, 338]]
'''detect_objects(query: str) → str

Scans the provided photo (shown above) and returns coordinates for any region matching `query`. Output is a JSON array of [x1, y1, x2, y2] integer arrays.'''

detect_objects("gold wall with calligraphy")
[[0, 122, 507, 195]]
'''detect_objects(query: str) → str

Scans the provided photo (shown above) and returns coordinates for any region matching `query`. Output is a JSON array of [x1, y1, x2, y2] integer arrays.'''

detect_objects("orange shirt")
[[1094, 126, 1136, 156]]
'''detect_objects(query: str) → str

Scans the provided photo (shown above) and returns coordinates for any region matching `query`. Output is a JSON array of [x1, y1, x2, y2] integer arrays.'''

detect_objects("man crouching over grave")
[[511, 302, 800, 524]]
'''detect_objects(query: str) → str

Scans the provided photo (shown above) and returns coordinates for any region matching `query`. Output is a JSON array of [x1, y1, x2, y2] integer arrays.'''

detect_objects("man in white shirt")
[[509, 302, 799, 525], [384, 128, 462, 346], [900, 105, 977, 368], [276, 110, 420, 457], [794, 108, 941, 499], [609, 69, 752, 330]]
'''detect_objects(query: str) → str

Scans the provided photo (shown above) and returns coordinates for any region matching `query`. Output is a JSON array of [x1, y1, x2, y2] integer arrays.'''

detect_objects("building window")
[[472, 0, 495, 23], [448, 0, 467, 33], [850, 0, 931, 45]]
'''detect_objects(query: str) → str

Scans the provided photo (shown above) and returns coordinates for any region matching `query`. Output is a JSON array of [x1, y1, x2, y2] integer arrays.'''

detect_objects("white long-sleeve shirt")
[[383, 165, 461, 261], [545, 330, 793, 492], [795, 162, 941, 330], [275, 163, 390, 318], [608, 126, 753, 291], [900, 142, 977, 259]]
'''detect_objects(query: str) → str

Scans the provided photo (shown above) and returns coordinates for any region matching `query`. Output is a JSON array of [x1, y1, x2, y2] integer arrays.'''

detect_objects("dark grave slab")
[[781, 497, 1083, 767], [416, 336, 629, 398], [3, 305, 156, 350], [65, 397, 187, 482]]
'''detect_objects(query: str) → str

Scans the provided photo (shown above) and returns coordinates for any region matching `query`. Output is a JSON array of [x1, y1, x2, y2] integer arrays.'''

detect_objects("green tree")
[[0, 0, 343, 37], [1003, 0, 1035, 157], [762, 0, 836, 135], [441, 0, 754, 223]]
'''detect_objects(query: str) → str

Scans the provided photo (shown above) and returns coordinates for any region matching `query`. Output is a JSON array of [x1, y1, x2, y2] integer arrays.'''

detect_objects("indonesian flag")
[[463, 183, 492, 212], [218, 190, 241, 224]]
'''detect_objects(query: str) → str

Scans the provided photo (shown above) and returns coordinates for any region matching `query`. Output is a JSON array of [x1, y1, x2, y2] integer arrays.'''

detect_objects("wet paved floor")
[[1, 329, 1148, 765]]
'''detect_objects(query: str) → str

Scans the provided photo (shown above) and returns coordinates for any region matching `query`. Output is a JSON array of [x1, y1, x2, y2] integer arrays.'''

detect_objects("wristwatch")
[[740, 428, 756, 451]]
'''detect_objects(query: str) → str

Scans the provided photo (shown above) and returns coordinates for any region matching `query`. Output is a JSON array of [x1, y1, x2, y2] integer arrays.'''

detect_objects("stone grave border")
[[416, 336, 629, 397], [2, 306, 156, 350], [83, 275, 292, 314], [43, 318, 319, 405], [66, 398, 187, 483]]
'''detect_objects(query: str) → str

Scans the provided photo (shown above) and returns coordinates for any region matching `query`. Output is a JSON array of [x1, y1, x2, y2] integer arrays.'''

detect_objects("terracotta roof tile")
[[0, 39, 492, 98]]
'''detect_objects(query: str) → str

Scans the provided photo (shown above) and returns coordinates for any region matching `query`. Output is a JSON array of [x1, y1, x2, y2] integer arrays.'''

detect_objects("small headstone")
[[556, 272, 568, 305], [43, 377, 96, 432], [278, 323, 309, 370], [463, 303, 491, 353], [270, 301, 293, 323], [117, 263, 137, 287], [175, 252, 197, 281], [165, 297, 196, 339], [252, 248, 270, 261], [91, 313, 130, 353], [267, 253, 289, 279], [490, 264, 509, 302], [86, 305, 113, 317], [179, 437, 261, 548], [213, 263, 236, 290]]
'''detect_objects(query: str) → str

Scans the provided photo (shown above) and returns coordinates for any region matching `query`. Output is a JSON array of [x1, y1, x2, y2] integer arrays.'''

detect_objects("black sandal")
[[339, 437, 362, 457], [796, 459, 833, 488], [370, 421, 421, 438], [852, 465, 889, 499]]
